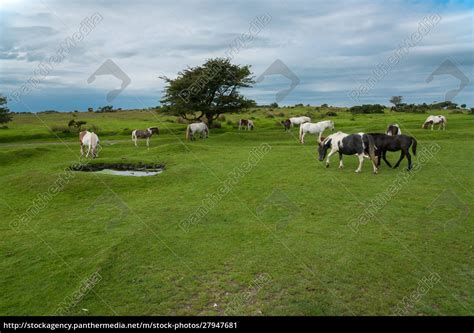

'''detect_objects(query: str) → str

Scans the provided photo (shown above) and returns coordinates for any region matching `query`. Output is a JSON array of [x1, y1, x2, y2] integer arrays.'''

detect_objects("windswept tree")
[[389, 96, 403, 110], [160, 58, 256, 125], [0, 95, 12, 125]]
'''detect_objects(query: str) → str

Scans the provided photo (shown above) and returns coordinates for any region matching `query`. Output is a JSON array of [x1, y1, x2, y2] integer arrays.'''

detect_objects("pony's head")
[[329, 120, 335, 131], [422, 121, 433, 129], [148, 127, 159, 134], [281, 119, 291, 130], [318, 138, 332, 161]]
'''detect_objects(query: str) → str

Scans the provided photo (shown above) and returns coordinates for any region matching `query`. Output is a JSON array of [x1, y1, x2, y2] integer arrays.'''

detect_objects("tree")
[[0, 95, 13, 125], [389, 96, 403, 110], [160, 58, 256, 125]]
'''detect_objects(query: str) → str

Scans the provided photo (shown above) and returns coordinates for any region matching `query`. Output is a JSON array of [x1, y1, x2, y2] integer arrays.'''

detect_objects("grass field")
[[0, 107, 472, 315]]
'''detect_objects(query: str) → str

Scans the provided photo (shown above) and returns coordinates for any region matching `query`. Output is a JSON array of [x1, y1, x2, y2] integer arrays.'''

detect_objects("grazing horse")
[[299, 120, 334, 144], [318, 131, 378, 174], [131, 127, 159, 147], [422, 115, 446, 130], [80, 131, 100, 158], [186, 122, 209, 140], [281, 116, 310, 130], [368, 133, 417, 171], [386, 123, 401, 136], [238, 119, 254, 131]]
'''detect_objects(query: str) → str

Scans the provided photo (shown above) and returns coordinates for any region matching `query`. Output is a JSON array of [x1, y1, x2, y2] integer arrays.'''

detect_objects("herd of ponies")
[[78, 114, 447, 174]]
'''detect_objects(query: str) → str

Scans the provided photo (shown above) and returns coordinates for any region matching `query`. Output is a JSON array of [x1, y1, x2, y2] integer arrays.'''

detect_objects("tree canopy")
[[160, 58, 256, 125], [0, 95, 12, 125]]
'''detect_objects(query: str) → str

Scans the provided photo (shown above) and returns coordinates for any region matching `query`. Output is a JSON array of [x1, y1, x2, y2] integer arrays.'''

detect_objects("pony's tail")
[[131, 130, 136, 141], [185, 125, 190, 140], [412, 137, 417, 156], [366, 134, 377, 163]]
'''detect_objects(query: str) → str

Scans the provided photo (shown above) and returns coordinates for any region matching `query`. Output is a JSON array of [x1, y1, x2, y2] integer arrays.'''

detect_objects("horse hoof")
[[325, 164, 330, 168]]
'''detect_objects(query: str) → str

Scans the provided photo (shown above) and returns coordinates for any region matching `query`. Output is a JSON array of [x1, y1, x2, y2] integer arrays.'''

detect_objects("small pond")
[[70, 163, 164, 177]]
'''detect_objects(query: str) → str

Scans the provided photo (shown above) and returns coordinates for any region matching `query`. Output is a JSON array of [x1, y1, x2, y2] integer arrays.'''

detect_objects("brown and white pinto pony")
[[79, 131, 100, 158], [386, 123, 401, 136], [132, 127, 159, 147], [238, 119, 254, 130], [422, 115, 446, 130]]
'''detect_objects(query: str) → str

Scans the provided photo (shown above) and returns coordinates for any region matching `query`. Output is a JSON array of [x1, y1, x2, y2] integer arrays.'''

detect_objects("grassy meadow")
[[0, 106, 472, 315]]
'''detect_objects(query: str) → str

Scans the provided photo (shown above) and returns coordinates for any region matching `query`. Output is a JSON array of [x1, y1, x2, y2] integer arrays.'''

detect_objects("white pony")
[[422, 115, 446, 130], [79, 131, 100, 158], [299, 120, 335, 144], [186, 122, 209, 140], [289, 116, 311, 126]]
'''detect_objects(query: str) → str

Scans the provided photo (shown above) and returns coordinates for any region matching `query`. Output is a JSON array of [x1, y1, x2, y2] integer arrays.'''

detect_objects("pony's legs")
[[338, 153, 344, 168], [355, 154, 364, 173], [325, 149, 337, 167], [80, 144, 84, 157], [382, 151, 392, 168], [393, 151, 406, 168], [300, 132, 305, 144], [146, 137, 150, 147], [405, 150, 412, 171]]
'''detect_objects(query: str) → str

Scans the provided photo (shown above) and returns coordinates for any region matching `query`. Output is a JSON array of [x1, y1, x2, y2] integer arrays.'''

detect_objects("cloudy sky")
[[0, 0, 473, 112]]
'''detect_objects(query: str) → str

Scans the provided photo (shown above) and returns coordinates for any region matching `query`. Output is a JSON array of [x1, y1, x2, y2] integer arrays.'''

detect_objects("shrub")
[[89, 124, 100, 132], [350, 104, 385, 114], [210, 121, 222, 129], [0, 125, 8, 129], [51, 126, 70, 134], [176, 117, 188, 124], [226, 120, 234, 125], [265, 111, 275, 118], [217, 114, 226, 121], [276, 112, 285, 117], [325, 111, 337, 117]]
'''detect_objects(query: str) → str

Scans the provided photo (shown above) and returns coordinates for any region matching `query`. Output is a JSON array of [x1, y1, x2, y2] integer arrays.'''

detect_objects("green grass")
[[0, 107, 472, 315]]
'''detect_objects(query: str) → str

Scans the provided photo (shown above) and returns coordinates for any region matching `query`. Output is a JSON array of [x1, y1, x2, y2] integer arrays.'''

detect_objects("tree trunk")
[[206, 113, 213, 126]]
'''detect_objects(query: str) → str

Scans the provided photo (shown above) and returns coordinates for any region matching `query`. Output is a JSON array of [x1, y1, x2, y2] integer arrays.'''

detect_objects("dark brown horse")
[[368, 133, 417, 170]]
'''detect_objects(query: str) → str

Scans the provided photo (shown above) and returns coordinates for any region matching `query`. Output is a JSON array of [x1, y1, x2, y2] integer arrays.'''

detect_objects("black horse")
[[368, 133, 417, 170]]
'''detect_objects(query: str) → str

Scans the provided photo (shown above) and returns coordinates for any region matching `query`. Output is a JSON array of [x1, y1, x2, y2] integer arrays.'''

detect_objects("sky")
[[0, 0, 473, 112]]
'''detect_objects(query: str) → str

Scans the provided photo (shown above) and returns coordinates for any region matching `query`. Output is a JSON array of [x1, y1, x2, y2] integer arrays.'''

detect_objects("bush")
[[88, 124, 100, 132], [51, 126, 70, 134], [325, 111, 337, 117], [226, 120, 233, 126], [210, 121, 222, 129], [217, 114, 226, 121], [350, 104, 385, 114], [0, 125, 8, 129], [176, 117, 188, 124], [276, 112, 285, 117], [449, 110, 463, 114], [265, 111, 275, 118]]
